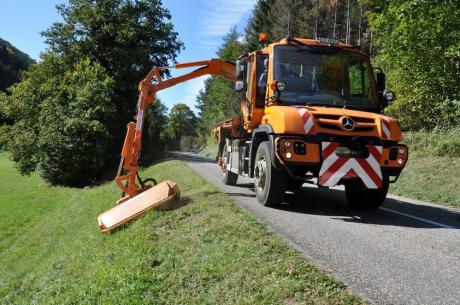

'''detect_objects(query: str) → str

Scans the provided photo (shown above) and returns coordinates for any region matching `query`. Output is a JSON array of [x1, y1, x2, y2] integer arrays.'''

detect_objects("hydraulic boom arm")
[[115, 59, 236, 201]]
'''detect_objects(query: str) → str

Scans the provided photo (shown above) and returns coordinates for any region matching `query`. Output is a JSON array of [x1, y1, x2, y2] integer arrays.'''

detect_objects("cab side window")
[[349, 63, 371, 97], [256, 55, 268, 107]]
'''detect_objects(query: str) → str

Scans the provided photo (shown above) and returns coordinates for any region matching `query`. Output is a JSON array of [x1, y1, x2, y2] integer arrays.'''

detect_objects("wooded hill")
[[0, 37, 33, 92]]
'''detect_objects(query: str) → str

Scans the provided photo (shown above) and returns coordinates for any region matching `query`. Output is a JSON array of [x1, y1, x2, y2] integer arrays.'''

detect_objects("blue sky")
[[0, 0, 256, 112]]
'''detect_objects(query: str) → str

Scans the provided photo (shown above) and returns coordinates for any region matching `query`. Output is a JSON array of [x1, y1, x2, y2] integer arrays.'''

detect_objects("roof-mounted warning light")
[[259, 33, 268, 47]]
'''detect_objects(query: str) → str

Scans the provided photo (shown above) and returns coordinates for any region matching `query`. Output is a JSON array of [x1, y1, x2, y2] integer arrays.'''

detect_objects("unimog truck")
[[215, 35, 408, 210], [98, 34, 408, 232]]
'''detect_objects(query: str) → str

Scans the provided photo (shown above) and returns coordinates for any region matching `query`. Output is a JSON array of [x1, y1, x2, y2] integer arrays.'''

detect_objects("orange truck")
[[97, 35, 408, 232], [214, 35, 407, 210]]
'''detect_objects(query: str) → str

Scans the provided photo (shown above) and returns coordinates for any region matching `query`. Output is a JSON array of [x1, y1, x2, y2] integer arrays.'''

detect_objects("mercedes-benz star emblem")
[[341, 116, 355, 130]]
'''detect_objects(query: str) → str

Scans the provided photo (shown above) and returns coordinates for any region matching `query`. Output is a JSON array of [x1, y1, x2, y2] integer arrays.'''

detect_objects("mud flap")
[[97, 180, 180, 233]]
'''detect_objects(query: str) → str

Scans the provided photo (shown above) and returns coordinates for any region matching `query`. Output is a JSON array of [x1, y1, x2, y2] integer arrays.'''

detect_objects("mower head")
[[97, 180, 180, 233]]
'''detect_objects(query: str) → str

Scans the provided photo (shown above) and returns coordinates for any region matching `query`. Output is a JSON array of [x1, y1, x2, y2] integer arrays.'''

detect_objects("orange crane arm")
[[115, 59, 236, 200]]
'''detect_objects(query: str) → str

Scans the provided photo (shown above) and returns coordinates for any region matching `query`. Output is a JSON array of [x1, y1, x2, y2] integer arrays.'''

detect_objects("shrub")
[[0, 55, 115, 185]]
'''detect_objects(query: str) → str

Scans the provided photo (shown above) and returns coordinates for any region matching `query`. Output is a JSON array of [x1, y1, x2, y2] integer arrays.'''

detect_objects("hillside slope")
[[0, 37, 33, 92]]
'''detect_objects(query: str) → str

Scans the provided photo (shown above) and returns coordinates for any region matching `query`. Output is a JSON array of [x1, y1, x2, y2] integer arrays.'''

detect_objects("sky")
[[0, 0, 256, 113]]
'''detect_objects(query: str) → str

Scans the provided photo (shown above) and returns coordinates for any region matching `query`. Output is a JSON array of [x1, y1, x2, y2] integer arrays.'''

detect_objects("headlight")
[[284, 141, 291, 148]]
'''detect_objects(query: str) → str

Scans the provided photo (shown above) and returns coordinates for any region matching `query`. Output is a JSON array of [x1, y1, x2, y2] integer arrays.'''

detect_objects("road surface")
[[174, 152, 460, 305]]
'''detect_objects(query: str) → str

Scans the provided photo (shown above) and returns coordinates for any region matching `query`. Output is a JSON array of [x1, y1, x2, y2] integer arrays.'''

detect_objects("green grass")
[[0, 152, 364, 305], [389, 129, 460, 209], [195, 143, 218, 158]]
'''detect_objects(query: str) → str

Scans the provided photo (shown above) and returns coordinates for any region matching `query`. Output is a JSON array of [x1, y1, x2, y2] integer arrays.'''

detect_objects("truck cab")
[[215, 36, 408, 210]]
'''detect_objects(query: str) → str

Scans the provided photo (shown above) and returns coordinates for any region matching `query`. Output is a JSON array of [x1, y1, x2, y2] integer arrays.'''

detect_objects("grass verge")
[[0, 152, 364, 305], [195, 143, 218, 158], [389, 129, 460, 209]]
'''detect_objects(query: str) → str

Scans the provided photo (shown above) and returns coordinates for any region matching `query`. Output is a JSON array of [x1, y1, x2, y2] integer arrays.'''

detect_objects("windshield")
[[274, 45, 378, 109]]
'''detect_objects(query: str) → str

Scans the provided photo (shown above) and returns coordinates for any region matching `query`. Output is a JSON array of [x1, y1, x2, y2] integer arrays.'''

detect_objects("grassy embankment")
[[390, 128, 460, 209], [0, 151, 364, 305], [198, 129, 460, 209]]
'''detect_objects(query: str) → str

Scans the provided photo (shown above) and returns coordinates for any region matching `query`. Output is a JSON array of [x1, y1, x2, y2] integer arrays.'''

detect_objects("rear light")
[[389, 145, 408, 166]]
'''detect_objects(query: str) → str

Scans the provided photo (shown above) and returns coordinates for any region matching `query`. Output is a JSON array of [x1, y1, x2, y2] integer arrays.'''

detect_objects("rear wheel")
[[345, 179, 389, 211], [222, 143, 238, 185], [254, 142, 288, 206]]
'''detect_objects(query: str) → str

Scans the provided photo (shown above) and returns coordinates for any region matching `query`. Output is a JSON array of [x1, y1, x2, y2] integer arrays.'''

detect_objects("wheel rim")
[[254, 155, 267, 194]]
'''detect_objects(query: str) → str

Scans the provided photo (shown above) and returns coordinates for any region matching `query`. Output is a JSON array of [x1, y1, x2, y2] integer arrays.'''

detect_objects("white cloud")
[[201, 0, 256, 37], [170, 0, 255, 113], [172, 75, 209, 112]]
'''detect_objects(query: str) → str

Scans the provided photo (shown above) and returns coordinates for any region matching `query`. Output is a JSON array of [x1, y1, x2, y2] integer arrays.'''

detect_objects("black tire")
[[222, 143, 238, 185], [345, 179, 389, 211], [287, 178, 304, 191], [254, 142, 288, 206]]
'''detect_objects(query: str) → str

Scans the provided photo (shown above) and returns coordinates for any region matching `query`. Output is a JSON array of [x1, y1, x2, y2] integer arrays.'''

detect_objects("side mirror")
[[384, 90, 396, 103], [235, 60, 246, 80], [235, 81, 247, 92]]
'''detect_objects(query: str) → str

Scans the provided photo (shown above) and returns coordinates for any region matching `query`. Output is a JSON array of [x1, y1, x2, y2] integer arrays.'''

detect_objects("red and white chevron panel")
[[318, 142, 383, 189], [298, 108, 314, 134], [380, 116, 391, 139]]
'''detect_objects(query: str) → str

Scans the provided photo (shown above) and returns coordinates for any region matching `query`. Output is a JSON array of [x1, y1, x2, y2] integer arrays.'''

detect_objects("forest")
[[196, 0, 460, 144], [0, 0, 459, 187]]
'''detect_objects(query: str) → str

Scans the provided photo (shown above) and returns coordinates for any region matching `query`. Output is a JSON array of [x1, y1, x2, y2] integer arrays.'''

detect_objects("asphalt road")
[[174, 151, 460, 305]]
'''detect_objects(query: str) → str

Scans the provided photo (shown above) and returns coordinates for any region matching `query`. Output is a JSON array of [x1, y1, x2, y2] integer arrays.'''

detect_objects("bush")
[[0, 55, 115, 185], [434, 140, 460, 157], [402, 127, 460, 157]]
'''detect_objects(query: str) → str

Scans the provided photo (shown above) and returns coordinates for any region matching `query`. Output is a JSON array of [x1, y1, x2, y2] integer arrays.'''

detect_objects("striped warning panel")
[[318, 142, 383, 189], [380, 116, 391, 139], [297, 108, 315, 134]]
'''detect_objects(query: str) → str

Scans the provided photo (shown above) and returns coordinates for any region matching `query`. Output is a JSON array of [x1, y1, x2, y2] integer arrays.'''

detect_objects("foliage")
[[2, 0, 183, 185], [0, 55, 115, 185], [0, 153, 365, 304], [196, 28, 244, 141], [141, 99, 169, 162], [402, 127, 460, 158], [0, 37, 33, 92], [365, 0, 460, 130], [267, 0, 374, 53], [165, 103, 197, 151], [244, 0, 276, 51], [42, 0, 183, 132]]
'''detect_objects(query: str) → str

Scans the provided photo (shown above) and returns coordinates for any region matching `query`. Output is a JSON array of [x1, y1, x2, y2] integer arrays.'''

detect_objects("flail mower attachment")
[[96, 59, 236, 232], [98, 180, 179, 233]]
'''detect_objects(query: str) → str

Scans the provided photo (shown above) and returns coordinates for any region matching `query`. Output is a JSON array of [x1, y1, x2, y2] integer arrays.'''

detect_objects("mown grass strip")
[[0, 152, 364, 304]]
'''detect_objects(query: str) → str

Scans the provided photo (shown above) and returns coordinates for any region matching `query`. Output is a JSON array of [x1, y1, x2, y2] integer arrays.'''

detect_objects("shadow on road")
[[174, 151, 460, 229], [276, 186, 460, 229]]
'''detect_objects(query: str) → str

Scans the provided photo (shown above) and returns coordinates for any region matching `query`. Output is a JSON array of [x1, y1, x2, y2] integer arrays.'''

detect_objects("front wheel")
[[254, 142, 288, 206], [345, 179, 389, 211]]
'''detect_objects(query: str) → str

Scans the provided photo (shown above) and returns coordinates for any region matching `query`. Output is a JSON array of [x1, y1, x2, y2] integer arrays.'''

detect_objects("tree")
[[244, 0, 276, 51], [141, 99, 169, 162], [166, 104, 197, 151], [0, 55, 115, 185], [365, 0, 460, 129], [42, 0, 184, 145], [1, 0, 183, 185], [196, 28, 244, 141]]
